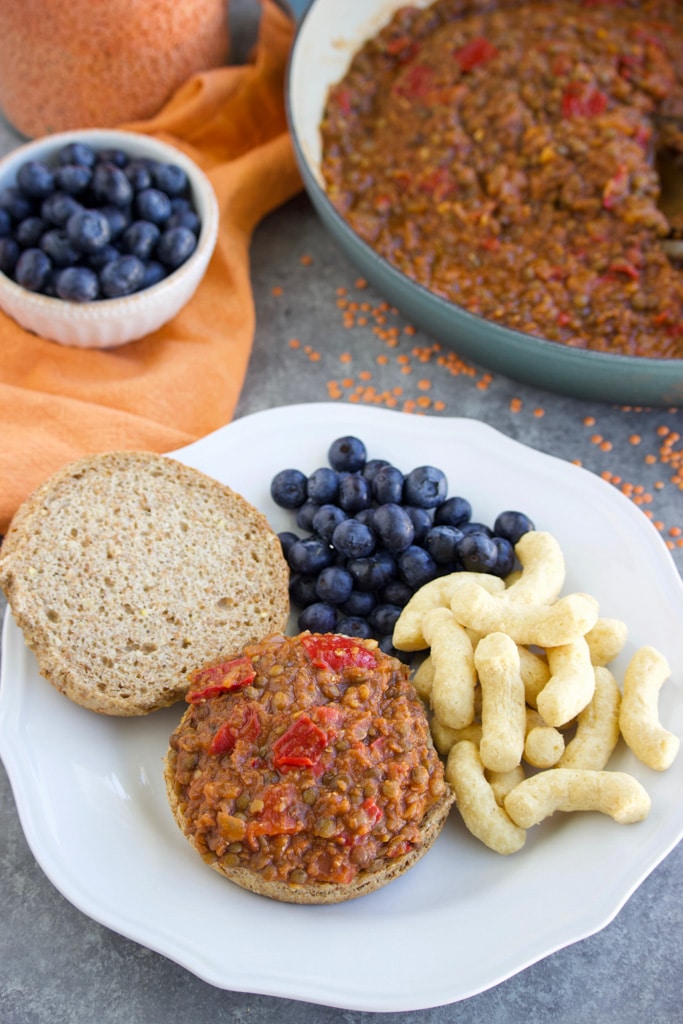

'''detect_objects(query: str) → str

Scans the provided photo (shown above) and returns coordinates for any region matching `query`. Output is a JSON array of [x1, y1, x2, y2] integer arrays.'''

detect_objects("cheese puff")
[[446, 741, 526, 854], [619, 646, 680, 771], [558, 666, 621, 771]]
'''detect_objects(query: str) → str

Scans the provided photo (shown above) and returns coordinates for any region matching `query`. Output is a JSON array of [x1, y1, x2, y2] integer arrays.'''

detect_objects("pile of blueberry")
[[271, 435, 535, 656], [0, 141, 201, 302]]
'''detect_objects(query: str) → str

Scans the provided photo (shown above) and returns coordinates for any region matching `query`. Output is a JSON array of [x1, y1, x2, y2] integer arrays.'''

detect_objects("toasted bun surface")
[[0, 451, 289, 715], [165, 632, 454, 904]]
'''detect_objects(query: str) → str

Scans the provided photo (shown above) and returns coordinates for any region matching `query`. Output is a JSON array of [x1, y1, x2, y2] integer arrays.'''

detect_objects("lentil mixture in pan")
[[167, 633, 450, 889], [320, 0, 683, 358]]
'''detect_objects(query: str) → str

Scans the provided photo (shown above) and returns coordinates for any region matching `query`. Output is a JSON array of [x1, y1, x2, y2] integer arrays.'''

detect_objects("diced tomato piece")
[[361, 797, 383, 828], [606, 258, 640, 280], [331, 86, 353, 117], [272, 713, 329, 769], [209, 704, 261, 756], [301, 633, 378, 672], [561, 81, 608, 118], [310, 704, 345, 730], [385, 35, 421, 64], [247, 783, 304, 845], [393, 62, 435, 100], [454, 37, 498, 72], [186, 656, 255, 703]]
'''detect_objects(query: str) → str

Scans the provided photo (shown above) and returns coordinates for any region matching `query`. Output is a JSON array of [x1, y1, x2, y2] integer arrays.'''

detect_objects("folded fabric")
[[0, 0, 303, 534]]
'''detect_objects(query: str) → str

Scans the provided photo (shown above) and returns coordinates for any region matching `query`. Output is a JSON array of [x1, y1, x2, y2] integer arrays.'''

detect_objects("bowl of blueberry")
[[0, 128, 219, 348]]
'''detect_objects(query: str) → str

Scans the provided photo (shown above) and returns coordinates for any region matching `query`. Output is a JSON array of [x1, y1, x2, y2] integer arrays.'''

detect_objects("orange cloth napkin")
[[0, 0, 303, 535]]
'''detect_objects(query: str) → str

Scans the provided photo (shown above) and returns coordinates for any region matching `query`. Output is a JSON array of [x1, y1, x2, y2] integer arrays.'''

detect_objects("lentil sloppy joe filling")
[[320, 0, 683, 358], [167, 633, 451, 893]]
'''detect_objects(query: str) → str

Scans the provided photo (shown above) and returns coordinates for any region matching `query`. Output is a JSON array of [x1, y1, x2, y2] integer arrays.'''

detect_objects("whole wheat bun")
[[0, 451, 290, 716], [165, 632, 455, 903]]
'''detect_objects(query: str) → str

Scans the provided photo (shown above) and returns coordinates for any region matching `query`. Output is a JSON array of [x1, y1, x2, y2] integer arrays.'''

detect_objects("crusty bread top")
[[0, 451, 290, 715]]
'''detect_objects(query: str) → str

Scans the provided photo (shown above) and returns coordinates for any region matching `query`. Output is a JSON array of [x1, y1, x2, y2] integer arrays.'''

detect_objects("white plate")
[[1, 403, 682, 1012]]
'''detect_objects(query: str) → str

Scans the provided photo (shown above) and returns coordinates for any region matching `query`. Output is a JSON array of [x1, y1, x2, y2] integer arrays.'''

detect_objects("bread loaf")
[[0, 451, 290, 715]]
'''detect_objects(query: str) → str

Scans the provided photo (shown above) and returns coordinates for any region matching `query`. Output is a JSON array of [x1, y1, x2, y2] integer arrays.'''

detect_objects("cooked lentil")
[[168, 633, 448, 888], [320, 0, 683, 358]]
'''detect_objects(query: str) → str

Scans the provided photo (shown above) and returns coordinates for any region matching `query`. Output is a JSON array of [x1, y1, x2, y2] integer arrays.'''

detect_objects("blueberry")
[[289, 573, 319, 608], [0, 208, 10, 237], [397, 545, 438, 589], [15, 216, 45, 247], [66, 209, 111, 253], [136, 187, 172, 225], [86, 244, 120, 270], [99, 204, 131, 240], [459, 522, 493, 537], [354, 508, 376, 528], [99, 255, 145, 297], [403, 466, 448, 508], [124, 159, 154, 191], [378, 635, 410, 662], [434, 496, 472, 528], [121, 220, 161, 260], [152, 162, 189, 196], [92, 162, 134, 206], [340, 589, 377, 618], [296, 500, 320, 533], [142, 260, 167, 288], [311, 504, 347, 543], [456, 532, 498, 572], [347, 550, 396, 592], [157, 225, 196, 269], [41, 192, 82, 227], [337, 472, 372, 513], [372, 464, 404, 504], [404, 506, 433, 544], [55, 266, 100, 302], [362, 458, 390, 484], [14, 248, 52, 291], [372, 503, 415, 553], [336, 616, 373, 639], [166, 208, 200, 233], [328, 435, 367, 472], [491, 537, 516, 578], [382, 580, 413, 606], [97, 147, 128, 168], [40, 228, 80, 267], [0, 186, 33, 222], [493, 510, 535, 545], [298, 602, 337, 634], [307, 466, 339, 505], [315, 566, 354, 605], [331, 518, 375, 559], [271, 468, 308, 509], [278, 531, 299, 558], [17, 160, 55, 199], [58, 142, 97, 167], [287, 537, 335, 575], [54, 163, 92, 195], [368, 603, 402, 636], [424, 525, 464, 565]]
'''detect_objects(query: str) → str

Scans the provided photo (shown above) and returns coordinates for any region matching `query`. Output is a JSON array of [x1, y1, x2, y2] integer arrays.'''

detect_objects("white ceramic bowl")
[[287, 0, 683, 407], [0, 128, 219, 348]]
